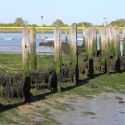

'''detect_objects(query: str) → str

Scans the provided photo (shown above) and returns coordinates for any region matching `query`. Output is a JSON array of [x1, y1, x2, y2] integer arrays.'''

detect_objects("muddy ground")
[[0, 92, 125, 125]]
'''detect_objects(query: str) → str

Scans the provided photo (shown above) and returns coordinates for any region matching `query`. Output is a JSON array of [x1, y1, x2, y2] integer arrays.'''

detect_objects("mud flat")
[[1, 92, 125, 125], [52, 92, 125, 125]]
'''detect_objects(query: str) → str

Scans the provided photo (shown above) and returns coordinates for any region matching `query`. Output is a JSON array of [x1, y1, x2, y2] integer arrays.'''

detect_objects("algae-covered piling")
[[22, 26, 30, 78], [30, 25, 37, 70], [54, 25, 62, 93]]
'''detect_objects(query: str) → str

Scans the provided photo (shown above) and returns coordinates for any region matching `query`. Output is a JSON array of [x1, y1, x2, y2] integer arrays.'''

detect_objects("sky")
[[1, 0, 125, 26]]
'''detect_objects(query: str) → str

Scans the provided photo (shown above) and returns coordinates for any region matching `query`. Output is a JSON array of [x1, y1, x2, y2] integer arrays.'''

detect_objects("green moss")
[[55, 61, 61, 73], [92, 40, 97, 57], [30, 53, 37, 70], [23, 62, 30, 79], [65, 34, 68, 43], [0, 85, 4, 97]]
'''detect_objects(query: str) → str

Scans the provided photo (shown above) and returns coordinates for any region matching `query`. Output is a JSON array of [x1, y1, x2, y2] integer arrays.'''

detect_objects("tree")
[[110, 19, 125, 26], [14, 17, 24, 26], [52, 19, 65, 26], [71, 22, 92, 26]]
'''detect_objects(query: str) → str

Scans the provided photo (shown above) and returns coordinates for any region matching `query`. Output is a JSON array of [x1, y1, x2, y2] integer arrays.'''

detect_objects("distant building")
[[103, 18, 108, 27]]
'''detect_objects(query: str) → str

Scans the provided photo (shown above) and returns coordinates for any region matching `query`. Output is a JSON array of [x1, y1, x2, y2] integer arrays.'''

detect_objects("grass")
[[0, 53, 125, 124], [0, 53, 125, 93]]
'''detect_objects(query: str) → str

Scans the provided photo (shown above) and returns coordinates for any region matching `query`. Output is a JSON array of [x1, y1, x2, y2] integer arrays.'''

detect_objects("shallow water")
[[0, 33, 83, 54], [0, 33, 123, 54]]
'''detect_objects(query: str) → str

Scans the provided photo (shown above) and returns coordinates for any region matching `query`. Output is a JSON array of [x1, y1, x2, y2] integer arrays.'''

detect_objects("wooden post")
[[22, 26, 29, 78], [70, 24, 79, 85], [88, 28, 94, 77], [113, 25, 120, 72], [92, 26, 97, 57], [54, 25, 62, 93], [70, 24, 77, 58], [100, 27, 109, 74], [123, 26, 125, 56], [108, 26, 114, 56], [22, 26, 30, 103], [65, 30, 68, 43], [82, 27, 89, 77], [23, 76, 30, 103], [30, 25, 37, 70], [83, 27, 89, 56]]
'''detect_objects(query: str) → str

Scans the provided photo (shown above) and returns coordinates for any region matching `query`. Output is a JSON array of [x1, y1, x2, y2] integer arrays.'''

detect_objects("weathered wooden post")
[[30, 25, 37, 70], [88, 28, 94, 77], [70, 24, 79, 85], [108, 26, 114, 54], [107, 26, 115, 72], [83, 26, 88, 50], [65, 30, 68, 43], [82, 27, 89, 76], [120, 26, 125, 70], [54, 25, 62, 93], [113, 25, 120, 72], [100, 27, 109, 74], [22, 26, 30, 102], [92, 26, 97, 57], [123, 26, 125, 56]]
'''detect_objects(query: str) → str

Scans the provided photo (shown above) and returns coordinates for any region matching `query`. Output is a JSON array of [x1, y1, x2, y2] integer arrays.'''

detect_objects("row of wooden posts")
[[22, 25, 125, 102], [83, 25, 125, 75], [22, 24, 78, 98]]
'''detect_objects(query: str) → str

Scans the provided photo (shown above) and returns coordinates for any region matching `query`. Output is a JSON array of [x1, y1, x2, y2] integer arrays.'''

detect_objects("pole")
[[41, 16, 44, 42]]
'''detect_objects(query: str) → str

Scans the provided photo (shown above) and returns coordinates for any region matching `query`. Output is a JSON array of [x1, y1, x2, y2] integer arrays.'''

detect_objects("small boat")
[[40, 37, 54, 41], [4, 37, 14, 40], [77, 37, 83, 40], [77, 36, 83, 40], [120, 38, 123, 41]]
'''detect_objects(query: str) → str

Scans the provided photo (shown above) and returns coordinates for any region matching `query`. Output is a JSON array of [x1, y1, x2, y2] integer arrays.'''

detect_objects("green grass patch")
[[41, 118, 60, 125]]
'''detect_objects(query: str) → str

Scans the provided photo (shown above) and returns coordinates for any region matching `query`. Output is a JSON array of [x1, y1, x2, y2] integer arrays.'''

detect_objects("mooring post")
[[83, 27, 89, 77], [100, 27, 109, 74], [54, 25, 62, 93], [113, 25, 120, 72], [123, 26, 125, 56], [22, 26, 30, 102], [65, 30, 68, 43], [92, 26, 97, 57], [70, 24, 79, 85], [30, 25, 37, 70], [88, 28, 94, 77]]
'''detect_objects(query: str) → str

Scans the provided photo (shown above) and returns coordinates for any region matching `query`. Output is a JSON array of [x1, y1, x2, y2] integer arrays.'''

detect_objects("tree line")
[[0, 17, 92, 27], [0, 17, 125, 27], [110, 19, 125, 27]]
